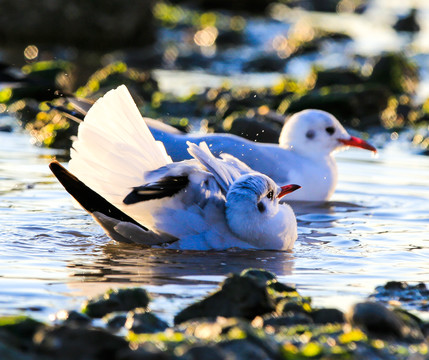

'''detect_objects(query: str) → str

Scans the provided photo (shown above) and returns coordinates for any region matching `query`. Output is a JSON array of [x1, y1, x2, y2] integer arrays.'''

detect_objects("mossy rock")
[[174, 271, 276, 324], [82, 287, 150, 318]]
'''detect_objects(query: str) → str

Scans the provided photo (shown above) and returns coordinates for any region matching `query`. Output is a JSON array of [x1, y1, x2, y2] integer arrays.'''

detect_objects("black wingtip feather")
[[123, 176, 190, 204], [49, 161, 148, 230]]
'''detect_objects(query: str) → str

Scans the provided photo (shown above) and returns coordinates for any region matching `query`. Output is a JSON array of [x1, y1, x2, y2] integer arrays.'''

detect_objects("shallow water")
[[1, 123, 428, 325], [1, 0, 429, 326]]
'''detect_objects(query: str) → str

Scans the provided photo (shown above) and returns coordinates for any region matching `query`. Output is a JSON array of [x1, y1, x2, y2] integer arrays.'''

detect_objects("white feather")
[[69, 85, 172, 228], [187, 141, 242, 194]]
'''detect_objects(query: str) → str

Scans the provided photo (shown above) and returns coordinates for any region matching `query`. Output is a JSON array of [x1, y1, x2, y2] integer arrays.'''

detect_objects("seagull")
[[49, 85, 301, 251], [148, 109, 376, 201]]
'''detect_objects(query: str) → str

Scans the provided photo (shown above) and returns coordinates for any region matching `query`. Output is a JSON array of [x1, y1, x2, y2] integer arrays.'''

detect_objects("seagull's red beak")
[[338, 136, 377, 152], [277, 184, 301, 199]]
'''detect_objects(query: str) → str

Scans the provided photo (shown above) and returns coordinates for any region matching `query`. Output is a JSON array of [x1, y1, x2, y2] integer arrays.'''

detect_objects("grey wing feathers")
[[186, 141, 243, 194]]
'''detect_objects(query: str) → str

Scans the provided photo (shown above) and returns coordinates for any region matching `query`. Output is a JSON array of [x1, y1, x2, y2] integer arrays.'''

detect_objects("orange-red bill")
[[277, 184, 301, 199], [339, 136, 377, 152]]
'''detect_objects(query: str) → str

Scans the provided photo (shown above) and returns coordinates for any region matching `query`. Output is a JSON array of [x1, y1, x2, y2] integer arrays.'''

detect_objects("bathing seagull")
[[50, 85, 301, 250], [149, 109, 376, 201]]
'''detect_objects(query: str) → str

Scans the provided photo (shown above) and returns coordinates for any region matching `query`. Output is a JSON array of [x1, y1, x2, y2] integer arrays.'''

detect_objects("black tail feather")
[[49, 160, 148, 231]]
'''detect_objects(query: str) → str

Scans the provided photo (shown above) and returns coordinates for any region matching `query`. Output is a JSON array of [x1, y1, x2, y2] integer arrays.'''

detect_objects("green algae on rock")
[[1, 271, 429, 359]]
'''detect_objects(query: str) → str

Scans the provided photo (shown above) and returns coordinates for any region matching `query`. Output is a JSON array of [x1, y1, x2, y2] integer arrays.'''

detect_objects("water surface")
[[1, 125, 428, 324]]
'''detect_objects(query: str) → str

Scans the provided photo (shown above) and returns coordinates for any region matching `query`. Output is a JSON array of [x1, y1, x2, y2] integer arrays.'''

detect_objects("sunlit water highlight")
[[1, 125, 428, 325]]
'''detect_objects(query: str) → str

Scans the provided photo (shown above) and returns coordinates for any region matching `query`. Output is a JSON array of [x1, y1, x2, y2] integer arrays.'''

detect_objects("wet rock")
[[216, 30, 246, 48], [348, 301, 423, 341], [368, 53, 419, 95], [119, 347, 173, 360], [125, 309, 169, 334], [218, 339, 272, 360], [178, 344, 236, 360], [226, 117, 281, 143], [82, 287, 150, 318], [243, 55, 286, 73], [169, 0, 276, 13], [0, 342, 33, 360], [276, 299, 311, 316], [104, 313, 128, 330], [314, 69, 366, 88], [34, 325, 129, 360], [393, 8, 420, 33], [282, 84, 390, 130], [370, 281, 429, 312], [0, 316, 44, 353], [52, 310, 92, 326], [0, 0, 155, 50], [260, 312, 313, 327], [174, 272, 275, 324], [0, 61, 73, 106], [76, 62, 159, 102], [266, 281, 296, 294], [240, 269, 276, 284], [175, 53, 213, 71], [311, 308, 345, 324], [0, 125, 13, 132]]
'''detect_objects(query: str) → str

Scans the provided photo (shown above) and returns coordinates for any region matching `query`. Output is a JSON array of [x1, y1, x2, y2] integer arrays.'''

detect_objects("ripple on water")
[[0, 127, 429, 322]]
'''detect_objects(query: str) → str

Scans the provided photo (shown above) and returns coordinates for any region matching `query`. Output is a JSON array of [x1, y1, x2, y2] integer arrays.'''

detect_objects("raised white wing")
[[186, 141, 246, 194]]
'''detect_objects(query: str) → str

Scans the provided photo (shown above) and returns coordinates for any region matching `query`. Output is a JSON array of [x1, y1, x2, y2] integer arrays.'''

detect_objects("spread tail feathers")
[[69, 85, 172, 211]]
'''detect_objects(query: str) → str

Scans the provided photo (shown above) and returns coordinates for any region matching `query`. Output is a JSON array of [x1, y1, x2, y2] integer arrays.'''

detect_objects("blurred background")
[[0, 0, 428, 152]]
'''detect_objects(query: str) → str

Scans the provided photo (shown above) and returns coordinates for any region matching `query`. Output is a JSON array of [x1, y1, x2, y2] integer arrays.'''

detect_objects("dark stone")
[[262, 313, 313, 327], [311, 308, 345, 324], [82, 287, 150, 318], [227, 117, 281, 143], [0, 342, 32, 360], [0, 316, 44, 352], [314, 69, 366, 88], [34, 325, 129, 360], [217, 30, 246, 47], [243, 55, 286, 73], [125, 310, 169, 334], [175, 53, 213, 71], [0, 0, 155, 50], [371, 281, 429, 312], [368, 53, 419, 95], [240, 269, 276, 284], [267, 281, 296, 294], [169, 0, 276, 13], [174, 273, 275, 325], [393, 9, 420, 33], [118, 346, 173, 360], [384, 281, 408, 291], [283, 84, 390, 130], [348, 302, 423, 341], [0, 125, 13, 132], [58, 310, 92, 326], [217, 339, 272, 360], [276, 300, 310, 316], [179, 344, 236, 360], [104, 313, 128, 330]]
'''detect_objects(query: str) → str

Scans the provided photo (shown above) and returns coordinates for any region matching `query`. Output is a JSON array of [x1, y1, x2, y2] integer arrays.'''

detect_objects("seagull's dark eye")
[[257, 202, 265, 213], [306, 130, 315, 139], [326, 126, 335, 135], [266, 190, 274, 200]]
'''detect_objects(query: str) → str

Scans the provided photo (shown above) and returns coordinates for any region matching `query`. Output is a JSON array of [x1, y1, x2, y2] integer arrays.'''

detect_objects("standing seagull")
[[149, 110, 376, 201], [50, 85, 301, 250]]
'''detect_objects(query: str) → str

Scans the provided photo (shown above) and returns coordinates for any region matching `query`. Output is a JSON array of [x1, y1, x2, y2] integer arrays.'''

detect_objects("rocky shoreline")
[[1, 1, 429, 153], [1, 269, 427, 359]]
